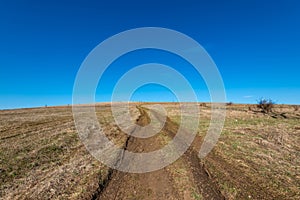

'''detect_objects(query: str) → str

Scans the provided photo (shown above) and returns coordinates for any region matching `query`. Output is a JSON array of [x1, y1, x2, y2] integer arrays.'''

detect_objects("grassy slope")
[[165, 103, 300, 199], [0, 103, 299, 199]]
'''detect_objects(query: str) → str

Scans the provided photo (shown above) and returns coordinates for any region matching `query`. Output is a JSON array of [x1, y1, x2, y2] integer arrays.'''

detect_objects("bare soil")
[[0, 103, 299, 199], [97, 106, 223, 200]]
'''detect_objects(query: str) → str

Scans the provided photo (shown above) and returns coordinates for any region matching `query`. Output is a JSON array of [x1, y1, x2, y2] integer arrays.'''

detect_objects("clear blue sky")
[[0, 0, 299, 109]]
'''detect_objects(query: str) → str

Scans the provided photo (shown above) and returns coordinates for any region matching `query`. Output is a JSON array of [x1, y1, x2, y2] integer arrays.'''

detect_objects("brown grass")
[[165, 103, 300, 199], [0, 103, 299, 199]]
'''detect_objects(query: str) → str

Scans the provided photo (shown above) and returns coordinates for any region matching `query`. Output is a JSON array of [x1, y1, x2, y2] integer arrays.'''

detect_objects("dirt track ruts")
[[95, 106, 224, 200]]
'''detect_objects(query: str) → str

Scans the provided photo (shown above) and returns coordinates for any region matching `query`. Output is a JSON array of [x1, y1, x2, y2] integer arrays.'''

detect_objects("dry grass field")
[[0, 103, 299, 199]]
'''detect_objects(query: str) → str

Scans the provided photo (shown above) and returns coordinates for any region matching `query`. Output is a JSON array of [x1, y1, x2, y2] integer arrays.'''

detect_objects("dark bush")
[[257, 98, 275, 113], [200, 103, 207, 107], [226, 102, 233, 106]]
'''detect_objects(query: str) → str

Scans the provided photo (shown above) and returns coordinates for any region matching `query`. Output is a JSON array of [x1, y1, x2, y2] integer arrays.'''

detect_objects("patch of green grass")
[[190, 187, 203, 200], [220, 182, 238, 199], [232, 142, 239, 150]]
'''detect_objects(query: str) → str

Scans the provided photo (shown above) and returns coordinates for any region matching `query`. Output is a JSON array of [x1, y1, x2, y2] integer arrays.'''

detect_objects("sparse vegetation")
[[0, 103, 299, 199], [164, 102, 300, 199], [200, 103, 207, 107], [227, 102, 233, 106], [248, 106, 252, 111], [257, 98, 275, 113]]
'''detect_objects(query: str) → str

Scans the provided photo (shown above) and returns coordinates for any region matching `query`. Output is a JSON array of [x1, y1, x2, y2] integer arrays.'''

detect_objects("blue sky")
[[0, 0, 299, 109]]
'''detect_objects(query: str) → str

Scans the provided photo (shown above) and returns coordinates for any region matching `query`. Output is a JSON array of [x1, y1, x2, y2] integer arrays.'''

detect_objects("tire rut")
[[94, 106, 224, 200], [149, 108, 224, 200]]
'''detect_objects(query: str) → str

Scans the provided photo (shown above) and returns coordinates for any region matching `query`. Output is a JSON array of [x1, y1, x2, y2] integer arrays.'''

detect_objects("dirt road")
[[1, 103, 299, 199], [96, 106, 224, 200]]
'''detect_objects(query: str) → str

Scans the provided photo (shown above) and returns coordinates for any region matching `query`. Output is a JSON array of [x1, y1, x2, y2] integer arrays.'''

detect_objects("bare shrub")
[[200, 103, 207, 107], [226, 102, 233, 106], [257, 98, 275, 113], [293, 105, 299, 112], [248, 106, 252, 111]]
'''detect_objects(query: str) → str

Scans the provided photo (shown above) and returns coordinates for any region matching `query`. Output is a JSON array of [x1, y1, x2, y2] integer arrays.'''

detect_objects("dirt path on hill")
[[96, 106, 224, 200]]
